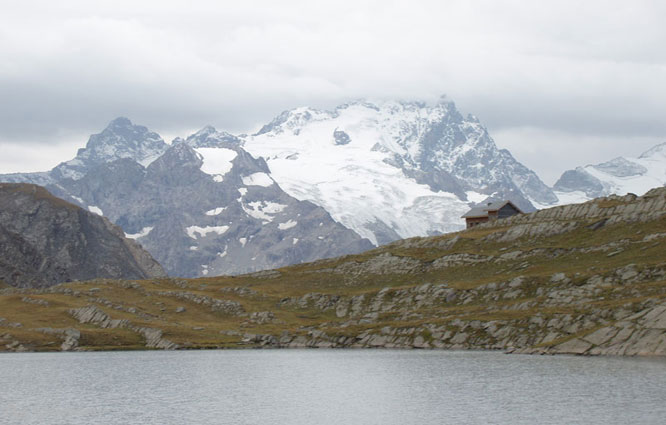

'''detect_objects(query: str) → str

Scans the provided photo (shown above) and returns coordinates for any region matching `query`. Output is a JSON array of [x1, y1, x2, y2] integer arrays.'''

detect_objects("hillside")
[[1, 187, 664, 355], [0, 183, 165, 288]]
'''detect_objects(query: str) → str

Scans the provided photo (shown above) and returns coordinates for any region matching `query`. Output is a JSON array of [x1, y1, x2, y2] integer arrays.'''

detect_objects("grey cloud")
[[1, 0, 665, 181]]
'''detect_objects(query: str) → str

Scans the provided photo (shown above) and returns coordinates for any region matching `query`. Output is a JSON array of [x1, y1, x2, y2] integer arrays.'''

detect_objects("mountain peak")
[[184, 126, 241, 148], [93, 117, 158, 144], [107, 116, 133, 128], [50, 118, 168, 180], [193, 125, 217, 136], [639, 142, 666, 159]]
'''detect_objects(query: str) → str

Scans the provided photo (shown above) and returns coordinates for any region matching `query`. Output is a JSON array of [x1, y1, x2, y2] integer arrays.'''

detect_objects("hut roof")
[[461, 200, 523, 219]]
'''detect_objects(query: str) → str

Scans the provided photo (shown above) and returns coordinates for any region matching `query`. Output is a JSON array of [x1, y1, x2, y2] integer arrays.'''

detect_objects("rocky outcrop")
[[242, 266, 666, 354], [0, 183, 166, 288], [156, 291, 245, 316], [69, 305, 130, 329], [36, 328, 81, 351], [69, 305, 178, 350]]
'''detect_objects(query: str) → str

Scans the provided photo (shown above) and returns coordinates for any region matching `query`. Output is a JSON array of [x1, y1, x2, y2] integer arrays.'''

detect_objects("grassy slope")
[[1, 190, 665, 353]]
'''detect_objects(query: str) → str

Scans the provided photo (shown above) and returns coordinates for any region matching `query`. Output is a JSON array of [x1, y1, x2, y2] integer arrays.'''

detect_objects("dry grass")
[[1, 198, 665, 352]]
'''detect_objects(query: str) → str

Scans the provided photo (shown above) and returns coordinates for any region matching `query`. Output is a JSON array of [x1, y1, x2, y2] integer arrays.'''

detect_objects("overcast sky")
[[1, 0, 665, 184]]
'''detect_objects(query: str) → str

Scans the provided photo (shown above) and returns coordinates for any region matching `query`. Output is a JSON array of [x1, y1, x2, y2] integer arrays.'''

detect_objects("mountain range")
[[2, 97, 664, 277]]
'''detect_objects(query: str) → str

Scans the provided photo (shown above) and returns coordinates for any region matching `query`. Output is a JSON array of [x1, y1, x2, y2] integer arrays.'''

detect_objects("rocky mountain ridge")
[[57, 132, 371, 277], [0, 183, 165, 288]]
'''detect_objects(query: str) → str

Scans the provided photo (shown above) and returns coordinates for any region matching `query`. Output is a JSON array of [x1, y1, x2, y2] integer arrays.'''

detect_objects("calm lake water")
[[1, 350, 665, 425]]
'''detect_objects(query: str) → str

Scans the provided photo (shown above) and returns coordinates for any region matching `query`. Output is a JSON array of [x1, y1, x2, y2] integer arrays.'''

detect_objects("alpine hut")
[[462, 200, 523, 229]]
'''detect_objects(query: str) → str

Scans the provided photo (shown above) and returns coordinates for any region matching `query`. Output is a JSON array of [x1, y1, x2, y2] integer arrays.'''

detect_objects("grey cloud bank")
[[1, 0, 665, 182]]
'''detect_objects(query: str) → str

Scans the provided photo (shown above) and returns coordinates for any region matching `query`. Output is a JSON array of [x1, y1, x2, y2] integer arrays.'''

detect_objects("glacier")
[[241, 98, 556, 245]]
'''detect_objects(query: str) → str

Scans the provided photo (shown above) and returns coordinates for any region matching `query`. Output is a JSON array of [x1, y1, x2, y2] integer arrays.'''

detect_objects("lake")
[[1, 350, 665, 424]]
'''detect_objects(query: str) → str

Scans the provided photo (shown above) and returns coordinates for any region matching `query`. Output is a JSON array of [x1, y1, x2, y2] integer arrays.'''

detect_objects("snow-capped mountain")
[[552, 142, 666, 204], [0, 119, 371, 277], [241, 98, 556, 245], [0, 97, 568, 276]]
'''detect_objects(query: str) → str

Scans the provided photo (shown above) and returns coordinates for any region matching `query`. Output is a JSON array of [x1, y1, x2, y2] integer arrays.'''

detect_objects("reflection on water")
[[1, 350, 665, 425]]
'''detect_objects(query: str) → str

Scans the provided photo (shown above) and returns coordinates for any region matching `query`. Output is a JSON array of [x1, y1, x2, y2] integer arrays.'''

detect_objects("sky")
[[1, 0, 665, 184]]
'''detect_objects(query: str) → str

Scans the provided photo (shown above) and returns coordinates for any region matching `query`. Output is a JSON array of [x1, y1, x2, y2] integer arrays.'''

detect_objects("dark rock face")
[[0, 183, 165, 288], [333, 129, 351, 145], [553, 167, 605, 198], [405, 104, 557, 210]]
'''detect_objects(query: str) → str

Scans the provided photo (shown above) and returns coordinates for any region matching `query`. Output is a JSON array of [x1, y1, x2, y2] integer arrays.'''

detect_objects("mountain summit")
[[51, 117, 169, 180], [241, 99, 556, 244]]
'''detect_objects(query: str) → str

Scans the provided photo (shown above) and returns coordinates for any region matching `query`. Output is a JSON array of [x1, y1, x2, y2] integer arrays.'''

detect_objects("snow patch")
[[186, 225, 229, 239], [242, 172, 273, 187], [205, 207, 227, 216], [71, 196, 84, 204], [465, 191, 487, 204], [218, 246, 228, 257], [195, 147, 237, 177], [278, 220, 298, 230], [293, 238, 299, 245], [189, 246, 198, 251], [538, 191, 593, 209], [239, 237, 247, 247], [242, 201, 287, 222], [125, 226, 153, 239], [88, 206, 103, 216], [139, 153, 162, 168]]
